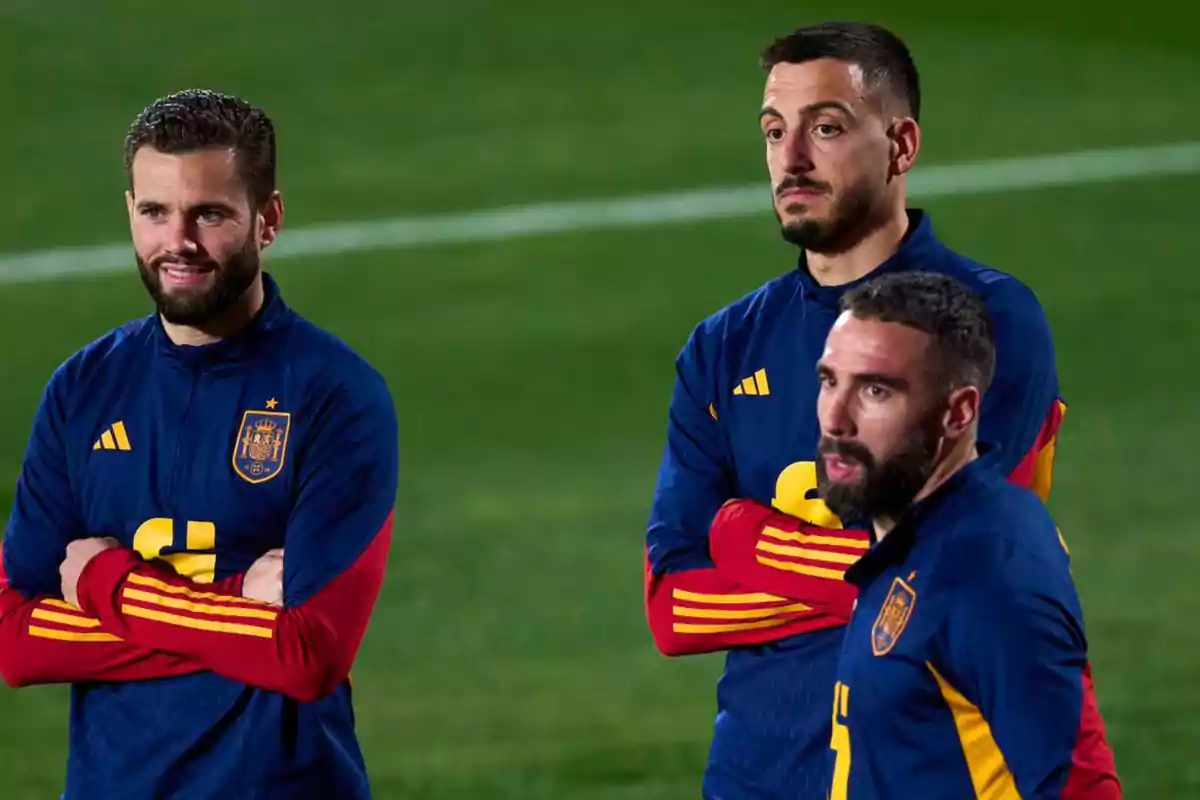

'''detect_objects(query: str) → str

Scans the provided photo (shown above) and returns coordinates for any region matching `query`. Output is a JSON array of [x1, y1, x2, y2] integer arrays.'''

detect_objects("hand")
[[242, 548, 284, 607], [60, 537, 121, 607]]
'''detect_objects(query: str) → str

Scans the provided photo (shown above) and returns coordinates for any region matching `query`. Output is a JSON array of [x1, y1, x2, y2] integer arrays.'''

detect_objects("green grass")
[[1, 1, 1198, 797]]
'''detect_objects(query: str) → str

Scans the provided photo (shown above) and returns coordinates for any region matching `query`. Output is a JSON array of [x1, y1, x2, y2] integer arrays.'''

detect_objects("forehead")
[[762, 58, 868, 112], [821, 313, 931, 377], [129, 146, 245, 200]]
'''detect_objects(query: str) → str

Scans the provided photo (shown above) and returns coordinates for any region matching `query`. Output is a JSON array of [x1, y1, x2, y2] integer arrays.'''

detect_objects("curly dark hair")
[[840, 271, 996, 394], [123, 89, 277, 208]]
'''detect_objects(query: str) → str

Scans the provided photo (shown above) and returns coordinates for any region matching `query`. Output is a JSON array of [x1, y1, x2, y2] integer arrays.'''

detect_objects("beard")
[[136, 234, 260, 327], [815, 413, 943, 525], [776, 174, 881, 255]]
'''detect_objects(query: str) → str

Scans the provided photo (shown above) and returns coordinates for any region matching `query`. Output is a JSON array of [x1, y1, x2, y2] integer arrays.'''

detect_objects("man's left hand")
[[61, 537, 122, 607]]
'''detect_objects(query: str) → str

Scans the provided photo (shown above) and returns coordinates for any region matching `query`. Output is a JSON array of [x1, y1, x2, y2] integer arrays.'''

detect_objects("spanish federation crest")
[[233, 410, 291, 484], [872, 577, 916, 656]]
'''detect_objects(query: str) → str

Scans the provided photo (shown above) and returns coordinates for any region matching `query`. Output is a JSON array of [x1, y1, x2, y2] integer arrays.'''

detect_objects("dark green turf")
[[0, 1, 1197, 797]]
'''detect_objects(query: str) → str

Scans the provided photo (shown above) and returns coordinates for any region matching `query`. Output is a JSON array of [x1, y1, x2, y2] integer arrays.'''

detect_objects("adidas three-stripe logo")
[[733, 369, 770, 396], [93, 421, 131, 451]]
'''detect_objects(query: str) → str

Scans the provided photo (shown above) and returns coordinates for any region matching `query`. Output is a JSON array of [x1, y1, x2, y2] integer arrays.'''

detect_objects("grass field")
[[1, 2, 1198, 797]]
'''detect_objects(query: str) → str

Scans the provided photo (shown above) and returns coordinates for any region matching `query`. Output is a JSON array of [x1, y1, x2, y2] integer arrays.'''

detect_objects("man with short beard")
[[0, 90, 397, 800], [815, 271, 1120, 798], [643, 21, 1118, 799]]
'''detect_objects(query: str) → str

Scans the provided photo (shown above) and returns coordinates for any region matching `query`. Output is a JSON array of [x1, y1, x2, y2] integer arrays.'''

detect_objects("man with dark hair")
[[643, 22, 1120, 799], [818, 271, 1116, 798], [0, 89, 398, 799]]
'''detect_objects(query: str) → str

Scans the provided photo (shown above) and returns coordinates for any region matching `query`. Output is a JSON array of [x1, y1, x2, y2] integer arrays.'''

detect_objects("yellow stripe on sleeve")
[[28, 626, 122, 643], [125, 573, 273, 608], [761, 526, 870, 550], [670, 589, 789, 605], [673, 617, 797, 635], [30, 609, 104, 628], [121, 604, 275, 639], [756, 540, 863, 565], [756, 555, 846, 581], [927, 662, 1021, 799], [122, 588, 278, 621], [672, 601, 811, 620]]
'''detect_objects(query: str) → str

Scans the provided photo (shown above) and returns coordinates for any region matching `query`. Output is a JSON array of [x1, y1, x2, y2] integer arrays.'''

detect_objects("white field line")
[[1, 140, 1198, 285]]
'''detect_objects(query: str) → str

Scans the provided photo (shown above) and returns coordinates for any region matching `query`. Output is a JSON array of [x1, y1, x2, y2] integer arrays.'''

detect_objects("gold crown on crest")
[[253, 418, 279, 434]]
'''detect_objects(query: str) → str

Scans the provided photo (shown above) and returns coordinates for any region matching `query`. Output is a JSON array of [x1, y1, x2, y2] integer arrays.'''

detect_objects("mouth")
[[157, 262, 215, 288], [778, 187, 824, 201], [822, 453, 863, 482]]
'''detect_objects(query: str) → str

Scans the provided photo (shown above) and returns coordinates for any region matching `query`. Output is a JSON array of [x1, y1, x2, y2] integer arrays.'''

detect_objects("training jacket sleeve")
[[645, 328, 848, 656], [980, 281, 1063, 499], [935, 532, 1116, 799], [74, 371, 399, 703]]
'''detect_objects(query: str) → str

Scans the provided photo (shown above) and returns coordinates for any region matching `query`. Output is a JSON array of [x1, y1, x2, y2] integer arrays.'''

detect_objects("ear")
[[125, 190, 135, 219], [888, 117, 920, 178], [942, 384, 981, 438], [258, 190, 285, 250]]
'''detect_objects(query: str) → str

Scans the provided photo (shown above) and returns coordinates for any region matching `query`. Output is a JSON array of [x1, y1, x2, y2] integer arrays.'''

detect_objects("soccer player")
[[814, 271, 1119, 798], [643, 22, 1118, 798], [0, 90, 398, 799]]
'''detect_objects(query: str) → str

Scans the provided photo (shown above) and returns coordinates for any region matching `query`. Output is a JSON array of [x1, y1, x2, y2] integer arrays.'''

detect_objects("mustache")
[[775, 176, 831, 197], [818, 436, 875, 468]]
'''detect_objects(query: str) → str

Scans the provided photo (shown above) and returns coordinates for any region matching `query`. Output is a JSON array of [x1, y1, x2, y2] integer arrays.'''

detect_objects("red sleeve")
[[706, 500, 868, 620], [706, 400, 1068, 616], [0, 543, 233, 688], [73, 512, 392, 703], [1062, 663, 1123, 798], [1009, 402, 1123, 797], [1007, 399, 1066, 501], [645, 549, 848, 656]]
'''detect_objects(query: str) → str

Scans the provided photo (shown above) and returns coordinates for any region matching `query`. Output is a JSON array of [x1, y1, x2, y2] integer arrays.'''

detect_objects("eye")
[[813, 123, 843, 139], [863, 384, 891, 400], [763, 125, 785, 143], [197, 209, 227, 224]]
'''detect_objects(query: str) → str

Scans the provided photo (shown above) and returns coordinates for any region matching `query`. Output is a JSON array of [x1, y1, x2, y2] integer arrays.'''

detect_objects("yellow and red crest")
[[232, 410, 290, 484], [872, 577, 916, 656]]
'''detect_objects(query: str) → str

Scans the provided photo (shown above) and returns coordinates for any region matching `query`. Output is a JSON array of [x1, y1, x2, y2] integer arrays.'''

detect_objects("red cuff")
[[644, 551, 845, 656], [74, 515, 393, 702], [709, 499, 865, 620], [76, 547, 144, 618]]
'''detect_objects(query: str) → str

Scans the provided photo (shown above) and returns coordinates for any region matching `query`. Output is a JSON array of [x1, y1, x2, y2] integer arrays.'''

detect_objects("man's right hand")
[[242, 549, 284, 607]]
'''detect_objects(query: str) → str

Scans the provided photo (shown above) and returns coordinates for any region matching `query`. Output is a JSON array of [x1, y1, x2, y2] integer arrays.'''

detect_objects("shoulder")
[[937, 475, 1073, 603], [930, 248, 1053, 348], [281, 314, 396, 429], [45, 316, 156, 407], [678, 269, 802, 365]]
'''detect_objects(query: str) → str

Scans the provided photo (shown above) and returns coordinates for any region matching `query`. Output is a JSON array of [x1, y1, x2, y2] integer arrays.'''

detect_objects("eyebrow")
[[759, 101, 856, 121], [134, 199, 238, 214], [816, 364, 909, 391], [853, 372, 909, 391]]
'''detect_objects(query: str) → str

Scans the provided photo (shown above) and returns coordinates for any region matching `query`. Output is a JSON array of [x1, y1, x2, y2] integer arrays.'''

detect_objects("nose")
[[779, 129, 815, 176], [163, 212, 200, 256], [818, 384, 855, 439]]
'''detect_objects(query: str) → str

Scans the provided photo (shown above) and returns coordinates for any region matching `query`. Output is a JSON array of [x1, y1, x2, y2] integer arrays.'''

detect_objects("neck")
[[808, 200, 910, 287], [872, 437, 978, 541], [161, 277, 265, 347]]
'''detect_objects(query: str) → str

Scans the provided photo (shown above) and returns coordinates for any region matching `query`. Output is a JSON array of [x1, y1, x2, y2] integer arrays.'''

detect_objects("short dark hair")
[[124, 89, 277, 208], [840, 271, 995, 395], [760, 22, 920, 122]]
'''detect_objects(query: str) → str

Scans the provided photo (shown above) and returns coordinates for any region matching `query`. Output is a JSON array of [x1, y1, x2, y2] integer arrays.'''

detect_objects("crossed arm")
[[0, 545, 276, 687], [0, 370, 399, 703], [645, 299, 1064, 656]]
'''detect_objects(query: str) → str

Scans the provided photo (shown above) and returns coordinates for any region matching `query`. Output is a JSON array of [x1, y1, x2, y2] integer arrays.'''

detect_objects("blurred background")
[[1, 1, 1197, 797]]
